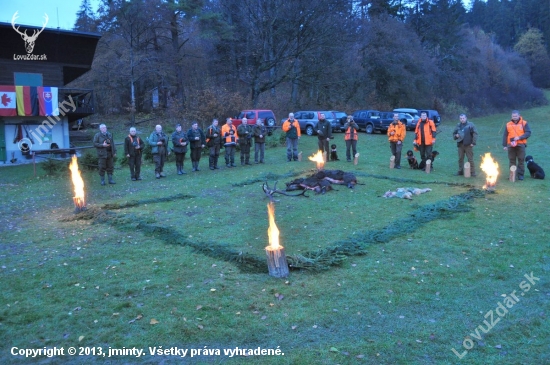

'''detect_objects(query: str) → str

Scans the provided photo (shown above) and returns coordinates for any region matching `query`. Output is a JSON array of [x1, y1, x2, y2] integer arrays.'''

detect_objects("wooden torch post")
[[389, 155, 395, 169], [298, 151, 302, 161], [425, 159, 431, 173], [464, 162, 471, 178], [354, 153, 360, 165], [509, 165, 516, 182], [266, 247, 289, 278]]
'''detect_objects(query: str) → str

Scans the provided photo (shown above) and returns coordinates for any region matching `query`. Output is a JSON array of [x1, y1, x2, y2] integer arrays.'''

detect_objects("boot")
[[192, 161, 197, 172], [180, 164, 187, 174], [108, 174, 116, 184], [240, 155, 244, 166], [195, 160, 200, 171], [100, 176, 105, 186], [209, 156, 215, 170], [245, 154, 251, 165], [214, 157, 220, 169]]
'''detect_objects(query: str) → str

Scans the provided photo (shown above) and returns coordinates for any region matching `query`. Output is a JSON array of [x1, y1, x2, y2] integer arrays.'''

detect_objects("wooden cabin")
[[0, 21, 100, 164]]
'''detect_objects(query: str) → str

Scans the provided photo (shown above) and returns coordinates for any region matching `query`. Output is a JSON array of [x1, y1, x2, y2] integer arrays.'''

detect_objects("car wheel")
[[306, 125, 314, 136], [266, 118, 276, 127], [365, 123, 374, 134]]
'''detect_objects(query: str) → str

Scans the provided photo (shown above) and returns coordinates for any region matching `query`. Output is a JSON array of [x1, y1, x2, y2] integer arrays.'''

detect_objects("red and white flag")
[[0, 85, 17, 116]]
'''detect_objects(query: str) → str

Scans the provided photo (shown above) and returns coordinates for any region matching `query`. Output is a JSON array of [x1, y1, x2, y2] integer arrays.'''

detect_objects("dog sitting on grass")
[[525, 155, 545, 179], [406, 150, 419, 169], [418, 150, 440, 170], [330, 144, 339, 161]]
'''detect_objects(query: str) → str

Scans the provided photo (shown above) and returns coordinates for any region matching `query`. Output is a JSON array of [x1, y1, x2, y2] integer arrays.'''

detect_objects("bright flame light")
[[308, 150, 325, 170], [266, 202, 281, 250], [480, 153, 499, 189], [69, 155, 86, 210]]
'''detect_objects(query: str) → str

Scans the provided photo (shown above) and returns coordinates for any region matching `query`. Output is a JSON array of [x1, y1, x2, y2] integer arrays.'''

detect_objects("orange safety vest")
[[345, 125, 358, 141], [221, 124, 237, 145], [387, 122, 405, 143], [414, 119, 436, 146], [506, 118, 527, 145]]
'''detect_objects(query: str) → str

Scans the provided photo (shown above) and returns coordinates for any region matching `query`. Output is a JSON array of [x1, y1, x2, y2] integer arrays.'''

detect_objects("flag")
[[16, 85, 39, 116], [0, 85, 17, 116], [38, 86, 59, 116]]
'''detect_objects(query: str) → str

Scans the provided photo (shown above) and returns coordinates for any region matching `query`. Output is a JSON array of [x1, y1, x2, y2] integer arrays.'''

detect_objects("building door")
[[0, 121, 6, 162]]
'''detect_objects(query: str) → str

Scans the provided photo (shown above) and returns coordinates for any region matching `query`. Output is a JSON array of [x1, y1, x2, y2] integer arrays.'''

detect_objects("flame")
[[308, 150, 325, 170], [266, 202, 281, 250], [480, 153, 499, 189], [69, 155, 86, 209]]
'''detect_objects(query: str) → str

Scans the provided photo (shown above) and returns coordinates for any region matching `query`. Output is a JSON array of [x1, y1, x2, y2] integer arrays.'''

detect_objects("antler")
[[29, 13, 48, 41], [11, 11, 26, 37]]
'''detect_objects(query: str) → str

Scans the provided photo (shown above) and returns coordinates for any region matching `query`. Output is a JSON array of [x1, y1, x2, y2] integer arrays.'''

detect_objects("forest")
[[72, 0, 550, 122]]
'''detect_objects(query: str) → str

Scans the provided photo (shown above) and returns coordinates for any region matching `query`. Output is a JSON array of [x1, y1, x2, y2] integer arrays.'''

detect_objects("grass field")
[[1, 104, 549, 364]]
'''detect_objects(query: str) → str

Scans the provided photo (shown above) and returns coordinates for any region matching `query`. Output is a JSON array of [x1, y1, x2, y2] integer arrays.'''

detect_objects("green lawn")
[[0, 104, 549, 364]]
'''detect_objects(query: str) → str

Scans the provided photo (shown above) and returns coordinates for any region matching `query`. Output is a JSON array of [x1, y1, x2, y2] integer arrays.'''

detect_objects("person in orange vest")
[[343, 115, 359, 162], [414, 111, 437, 170], [502, 110, 531, 180], [282, 113, 301, 161], [221, 118, 238, 167], [387, 113, 406, 169]]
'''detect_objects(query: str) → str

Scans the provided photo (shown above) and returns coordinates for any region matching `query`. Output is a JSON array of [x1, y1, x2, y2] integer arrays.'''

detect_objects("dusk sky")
[[0, 0, 99, 31]]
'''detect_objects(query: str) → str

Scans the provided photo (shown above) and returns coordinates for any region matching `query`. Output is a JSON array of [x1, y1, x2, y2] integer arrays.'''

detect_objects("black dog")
[[406, 150, 419, 169], [418, 150, 440, 170], [330, 144, 339, 161], [525, 155, 545, 179]]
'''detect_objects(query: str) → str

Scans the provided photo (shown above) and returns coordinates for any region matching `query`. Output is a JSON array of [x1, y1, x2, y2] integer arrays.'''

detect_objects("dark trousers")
[[255, 142, 265, 162], [240, 142, 251, 163], [346, 140, 357, 161], [190, 148, 201, 162], [128, 154, 142, 178], [390, 142, 403, 167], [286, 138, 299, 161], [209, 145, 220, 159], [98, 156, 114, 176], [225, 145, 236, 164], [508, 145, 526, 177], [457, 143, 474, 173], [318, 138, 329, 157], [175, 152, 186, 166], [419, 144, 433, 168], [153, 153, 165, 174]]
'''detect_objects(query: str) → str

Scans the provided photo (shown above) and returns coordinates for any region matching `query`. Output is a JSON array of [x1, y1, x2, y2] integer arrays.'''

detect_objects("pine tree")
[[74, 0, 97, 32]]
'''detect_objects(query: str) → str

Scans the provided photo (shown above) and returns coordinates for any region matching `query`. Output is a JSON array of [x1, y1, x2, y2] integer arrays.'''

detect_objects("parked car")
[[419, 109, 441, 126], [280, 111, 338, 136], [372, 112, 416, 133], [375, 112, 395, 133], [330, 110, 348, 132], [231, 110, 277, 130], [393, 108, 420, 130], [351, 110, 381, 134]]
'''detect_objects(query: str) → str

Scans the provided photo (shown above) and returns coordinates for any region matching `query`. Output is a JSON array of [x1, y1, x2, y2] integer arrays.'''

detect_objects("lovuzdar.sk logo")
[[11, 11, 49, 60]]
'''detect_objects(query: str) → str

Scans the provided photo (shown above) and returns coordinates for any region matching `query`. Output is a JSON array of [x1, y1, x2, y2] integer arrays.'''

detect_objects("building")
[[0, 20, 101, 164]]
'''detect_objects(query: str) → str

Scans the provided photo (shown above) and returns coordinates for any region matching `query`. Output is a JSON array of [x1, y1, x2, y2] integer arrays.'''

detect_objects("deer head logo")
[[11, 11, 49, 54]]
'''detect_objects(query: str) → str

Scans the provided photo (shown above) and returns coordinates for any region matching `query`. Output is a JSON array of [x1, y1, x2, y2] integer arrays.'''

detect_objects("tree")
[[514, 28, 550, 88], [74, 0, 97, 32]]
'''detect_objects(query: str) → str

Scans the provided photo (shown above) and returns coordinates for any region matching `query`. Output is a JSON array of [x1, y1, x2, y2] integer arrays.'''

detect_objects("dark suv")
[[419, 110, 441, 126], [232, 110, 277, 129], [351, 110, 381, 134]]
